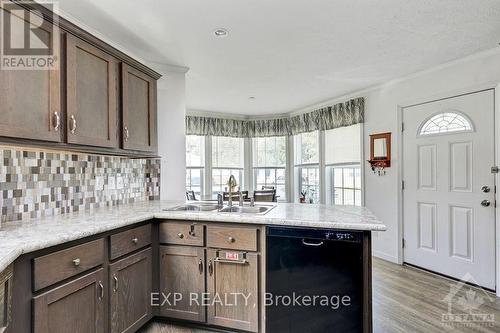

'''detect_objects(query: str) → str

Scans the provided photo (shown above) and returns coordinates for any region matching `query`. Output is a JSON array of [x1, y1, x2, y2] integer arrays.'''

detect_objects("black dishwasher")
[[266, 226, 364, 333]]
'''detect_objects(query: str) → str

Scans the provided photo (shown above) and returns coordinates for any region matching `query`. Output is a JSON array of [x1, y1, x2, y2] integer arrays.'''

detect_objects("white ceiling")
[[57, 0, 500, 115]]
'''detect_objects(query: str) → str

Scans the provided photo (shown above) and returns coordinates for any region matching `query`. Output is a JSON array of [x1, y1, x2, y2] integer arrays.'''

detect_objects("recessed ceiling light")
[[248, 96, 256, 100], [213, 28, 229, 37]]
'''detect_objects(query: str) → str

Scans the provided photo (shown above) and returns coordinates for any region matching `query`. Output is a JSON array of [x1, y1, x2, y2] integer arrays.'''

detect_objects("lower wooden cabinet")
[[110, 248, 152, 333], [159, 246, 206, 322], [207, 249, 259, 333], [32, 269, 105, 333]]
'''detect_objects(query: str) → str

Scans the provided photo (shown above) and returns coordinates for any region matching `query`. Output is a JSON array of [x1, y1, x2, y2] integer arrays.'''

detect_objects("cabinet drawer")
[[33, 239, 104, 291], [110, 224, 151, 260], [159, 222, 204, 246], [207, 225, 258, 251]]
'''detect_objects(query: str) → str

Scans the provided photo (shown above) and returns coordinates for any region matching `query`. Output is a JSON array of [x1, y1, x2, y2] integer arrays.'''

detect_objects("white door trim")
[[398, 85, 499, 296]]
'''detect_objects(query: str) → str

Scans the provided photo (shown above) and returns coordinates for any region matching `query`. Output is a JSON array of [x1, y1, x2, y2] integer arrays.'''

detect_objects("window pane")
[[294, 131, 318, 165], [212, 168, 243, 194], [325, 124, 361, 164], [328, 165, 361, 206], [253, 136, 286, 167], [186, 135, 205, 167], [186, 168, 203, 195], [344, 189, 355, 205], [299, 166, 319, 203], [212, 136, 244, 168]]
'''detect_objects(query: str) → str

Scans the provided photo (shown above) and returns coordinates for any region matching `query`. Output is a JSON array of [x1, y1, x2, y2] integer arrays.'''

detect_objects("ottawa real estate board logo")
[[1, 0, 59, 70]]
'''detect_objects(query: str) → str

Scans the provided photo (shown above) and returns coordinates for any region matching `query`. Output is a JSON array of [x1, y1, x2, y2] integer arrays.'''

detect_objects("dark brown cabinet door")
[[207, 249, 259, 332], [122, 63, 157, 152], [109, 248, 152, 333], [0, 6, 61, 142], [33, 269, 105, 333], [159, 246, 206, 322], [66, 34, 118, 147]]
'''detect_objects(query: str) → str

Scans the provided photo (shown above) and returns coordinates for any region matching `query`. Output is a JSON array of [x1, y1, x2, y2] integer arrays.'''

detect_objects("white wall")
[[148, 63, 189, 201]]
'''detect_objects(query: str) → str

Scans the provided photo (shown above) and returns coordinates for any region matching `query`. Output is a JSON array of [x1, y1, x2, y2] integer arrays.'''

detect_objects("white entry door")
[[403, 90, 496, 290]]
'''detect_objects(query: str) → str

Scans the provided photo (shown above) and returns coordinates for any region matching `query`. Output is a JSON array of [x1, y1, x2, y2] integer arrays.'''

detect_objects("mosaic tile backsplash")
[[0, 147, 161, 223]]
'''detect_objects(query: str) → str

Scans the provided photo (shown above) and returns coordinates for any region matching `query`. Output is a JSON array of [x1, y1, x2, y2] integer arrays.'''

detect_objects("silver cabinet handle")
[[72, 258, 81, 266], [214, 257, 248, 265], [481, 200, 491, 207], [53, 111, 60, 131], [131, 237, 138, 244], [208, 260, 213, 276], [124, 126, 129, 142], [113, 274, 119, 292], [98, 281, 104, 300], [227, 236, 235, 243], [177, 232, 184, 239], [70, 115, 77, 134], [199, 259, 204, 274], [302, 239, 324, 247]]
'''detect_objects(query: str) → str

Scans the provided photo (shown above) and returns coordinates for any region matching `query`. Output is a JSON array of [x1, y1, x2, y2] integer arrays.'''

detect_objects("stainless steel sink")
[[218, 205, 275, 215], [163, 202, 275, 215], [163, 202, 220, 212]]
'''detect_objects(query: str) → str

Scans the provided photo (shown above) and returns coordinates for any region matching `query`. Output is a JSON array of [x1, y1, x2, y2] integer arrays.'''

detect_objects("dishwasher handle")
[[301, 239, 324, 247]]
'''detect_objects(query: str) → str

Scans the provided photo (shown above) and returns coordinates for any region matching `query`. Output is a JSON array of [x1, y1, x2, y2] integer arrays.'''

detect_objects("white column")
[[148, 62, 189, 201]]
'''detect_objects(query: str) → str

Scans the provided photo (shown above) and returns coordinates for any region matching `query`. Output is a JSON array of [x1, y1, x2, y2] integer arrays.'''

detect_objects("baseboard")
[[373, 250, 399, 264]]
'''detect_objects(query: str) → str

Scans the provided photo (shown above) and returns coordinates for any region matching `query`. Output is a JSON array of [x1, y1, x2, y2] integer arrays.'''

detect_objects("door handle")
[[301, 239, 324, 247], [208, 260, 213, 276], [199, 259, 204, 274], [481, 200, 491, 207], [113, 274, 119, 292], [98, 281, 104, 300]]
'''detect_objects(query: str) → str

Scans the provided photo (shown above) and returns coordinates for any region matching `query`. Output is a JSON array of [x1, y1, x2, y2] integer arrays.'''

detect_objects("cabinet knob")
[[228, 236, 235, 243], [53, 111, 60, 132], [72, 258, 81, 266], [178, 233, 184, 239], [70, 115, 77, 134], [132, 237, 138, 244]]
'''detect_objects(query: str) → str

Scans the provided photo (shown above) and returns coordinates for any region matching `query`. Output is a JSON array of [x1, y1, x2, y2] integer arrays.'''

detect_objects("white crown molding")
[[147, 62, 189, 75]]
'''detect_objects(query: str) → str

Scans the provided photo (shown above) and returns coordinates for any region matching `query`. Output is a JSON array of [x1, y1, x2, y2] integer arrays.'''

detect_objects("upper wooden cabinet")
[[122, 64, 158, 152], [0, 5, 61, 143], [66, 34, 119, 148]]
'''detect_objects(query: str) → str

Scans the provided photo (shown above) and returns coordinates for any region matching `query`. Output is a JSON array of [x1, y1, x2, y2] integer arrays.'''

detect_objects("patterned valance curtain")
[[186, 97, 364, 137]]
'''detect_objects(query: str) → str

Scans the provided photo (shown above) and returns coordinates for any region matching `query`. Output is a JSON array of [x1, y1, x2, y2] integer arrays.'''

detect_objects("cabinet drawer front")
[[34, 239, 104, 291], [159, 222, 204, 246], [207, 225, 258, 251], [110, 224, 152, 260]]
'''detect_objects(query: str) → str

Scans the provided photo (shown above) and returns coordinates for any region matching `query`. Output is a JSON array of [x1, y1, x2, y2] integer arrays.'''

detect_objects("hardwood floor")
[[140, 258, 500, 333]]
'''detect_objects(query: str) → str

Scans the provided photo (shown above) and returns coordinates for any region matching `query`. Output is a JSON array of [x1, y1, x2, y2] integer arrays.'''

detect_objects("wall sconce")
[[368, 132, 391, 176]]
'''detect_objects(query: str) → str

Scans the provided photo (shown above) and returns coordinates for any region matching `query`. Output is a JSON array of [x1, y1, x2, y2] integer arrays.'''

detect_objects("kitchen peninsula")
[[0, 201, 385, 333]]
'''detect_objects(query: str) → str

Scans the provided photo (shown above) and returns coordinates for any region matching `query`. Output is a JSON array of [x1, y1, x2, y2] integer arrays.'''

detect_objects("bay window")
[[185, 135, 205, 196], [294, 131, 320, 203], [211, 136, 244, 194], [253, 136, 287, 200]]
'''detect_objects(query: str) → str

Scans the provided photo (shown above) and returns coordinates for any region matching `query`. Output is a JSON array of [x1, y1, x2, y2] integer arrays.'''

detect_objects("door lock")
[[481, 200, 491, 207], [481, 186, 491, 193]]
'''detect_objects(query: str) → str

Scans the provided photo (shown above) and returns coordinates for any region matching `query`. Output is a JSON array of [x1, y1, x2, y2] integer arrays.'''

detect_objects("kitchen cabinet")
[[66, 34, 119, 148], [0, 5, 61, 143], [0, 266, 13, 333], [159, 245, 206, 322], [207, 249, 259, 332], [122, 63, 158, 152], [32, 269, 106, 333], [110, 248, 152, 333]]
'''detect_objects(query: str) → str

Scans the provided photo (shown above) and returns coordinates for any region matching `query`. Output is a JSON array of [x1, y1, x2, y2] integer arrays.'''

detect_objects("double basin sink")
[[164, 201, 275, 215]]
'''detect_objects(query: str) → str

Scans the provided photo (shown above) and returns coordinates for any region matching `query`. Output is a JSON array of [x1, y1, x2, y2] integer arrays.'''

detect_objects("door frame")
[[398, 83, 500, 296]]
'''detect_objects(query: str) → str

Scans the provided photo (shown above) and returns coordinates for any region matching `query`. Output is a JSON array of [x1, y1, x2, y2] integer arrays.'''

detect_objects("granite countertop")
[[0, 200, 386, 272]]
